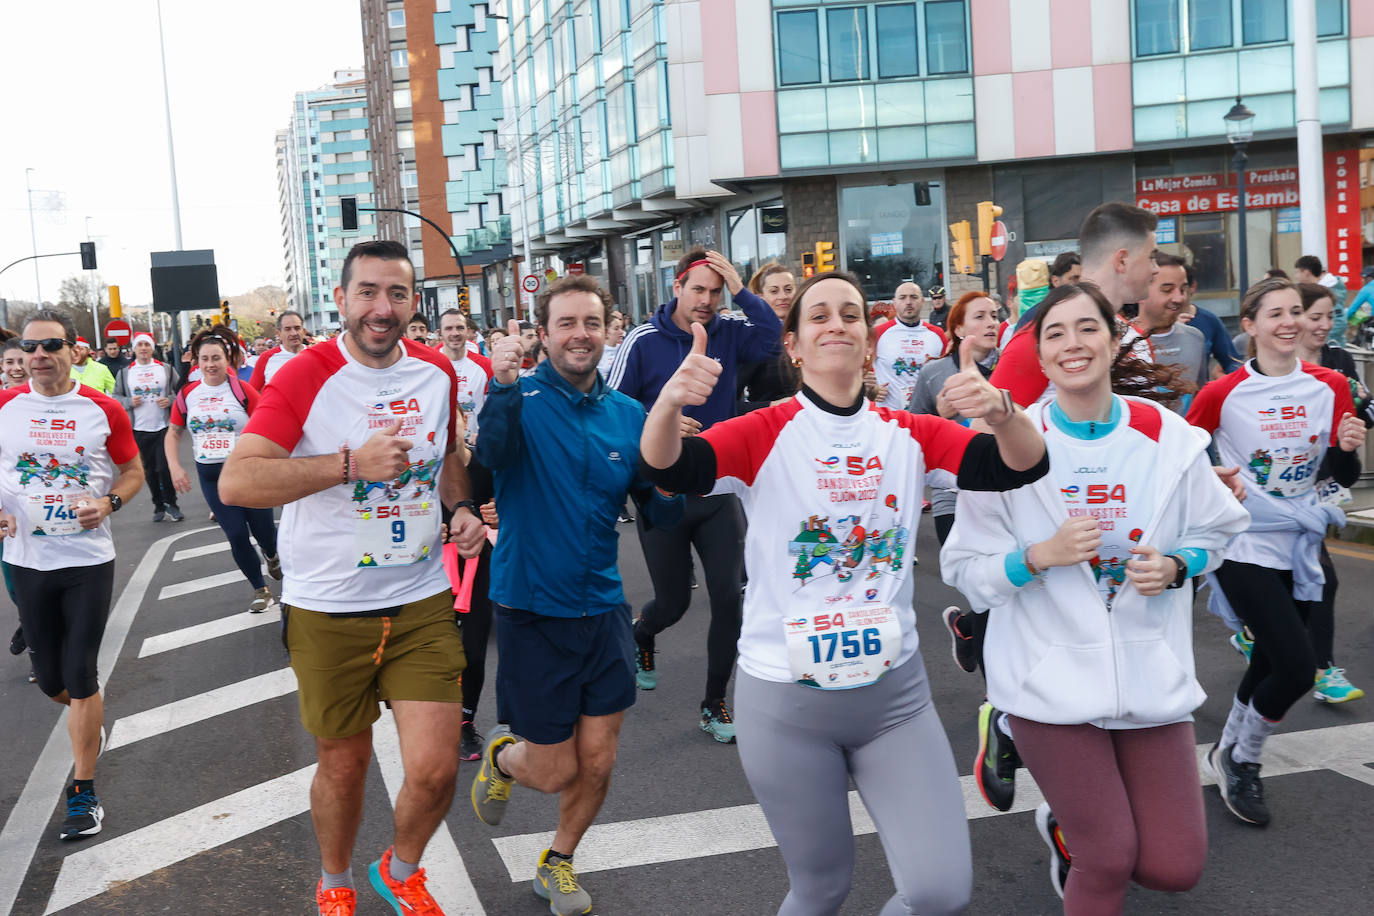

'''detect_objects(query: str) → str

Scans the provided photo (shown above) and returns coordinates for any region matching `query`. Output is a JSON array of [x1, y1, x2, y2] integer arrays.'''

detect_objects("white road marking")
[[0, 526, 214, 916], [373, 710, 485, 914], [157, 570, 243, 600], [42, 765, 316, 914], [138, 606, 280, 657], [171, 542, 231, 562], [492, 721, 1374, 882], [105, 668, 298, 752]]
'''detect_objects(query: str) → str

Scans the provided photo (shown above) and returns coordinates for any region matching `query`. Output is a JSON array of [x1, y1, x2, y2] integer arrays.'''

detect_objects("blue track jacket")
[[476, 361, 683, 617], [607, 288, 782, 429]]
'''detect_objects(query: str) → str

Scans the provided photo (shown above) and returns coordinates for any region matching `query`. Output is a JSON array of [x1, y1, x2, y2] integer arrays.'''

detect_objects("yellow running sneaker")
[[533, 848, 592, 915], [471, 724, 517, 825]]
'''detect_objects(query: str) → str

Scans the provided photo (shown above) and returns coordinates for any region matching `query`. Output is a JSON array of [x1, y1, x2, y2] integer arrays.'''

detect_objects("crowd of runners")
[[5, 200, 1374, 916]]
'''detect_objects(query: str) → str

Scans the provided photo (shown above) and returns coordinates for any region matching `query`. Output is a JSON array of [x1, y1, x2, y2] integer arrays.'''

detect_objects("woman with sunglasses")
[[165, 327, 281, 612]]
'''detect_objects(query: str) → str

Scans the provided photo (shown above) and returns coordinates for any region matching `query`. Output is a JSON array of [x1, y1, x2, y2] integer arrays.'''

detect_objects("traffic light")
[[977, 201, 1004, 258], [458, 285, 470, 314], [220, 300, 231, 326], [949, 221, 975, 275], [814, 241, 835, 273], [801, 251, 816, 278], [80, 241, 97, 270], [109, 285, 122, 319], [341, 197, 359, 231]]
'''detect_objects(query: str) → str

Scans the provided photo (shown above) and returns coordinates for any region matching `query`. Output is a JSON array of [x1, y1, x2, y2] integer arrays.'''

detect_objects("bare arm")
[[218, 433, 343, 508], [75, 457, 145, 529]]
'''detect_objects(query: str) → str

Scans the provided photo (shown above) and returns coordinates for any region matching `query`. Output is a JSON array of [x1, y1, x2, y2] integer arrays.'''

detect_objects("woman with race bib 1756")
[[165, 327, 281, 613], [639, 271, 1049, 915]]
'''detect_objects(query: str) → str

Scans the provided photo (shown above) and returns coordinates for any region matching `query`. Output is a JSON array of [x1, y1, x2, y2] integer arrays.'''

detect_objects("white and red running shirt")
[[700, 391, 977, 685], [243, 338, 458, 614], [170, 380, 261, 465], [125, 360, 172, 432], [1187, 360, 1353, 569], [872, 319, 948, 408], [0, 384, 138, 570], [247, 346, 302, 391], [449, 351, 493, 441]]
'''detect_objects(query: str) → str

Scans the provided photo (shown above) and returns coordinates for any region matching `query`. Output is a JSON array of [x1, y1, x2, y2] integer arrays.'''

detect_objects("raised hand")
[[659, 323, 720, 409], [703, 251, 744, 295], [940, 335, 1010, 423], [491, 318, 526, 385], [353, 419, 413, 481]]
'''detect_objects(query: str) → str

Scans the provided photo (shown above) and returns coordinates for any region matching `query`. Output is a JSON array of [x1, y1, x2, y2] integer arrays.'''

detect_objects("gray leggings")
[[735, 657, 972, 916]]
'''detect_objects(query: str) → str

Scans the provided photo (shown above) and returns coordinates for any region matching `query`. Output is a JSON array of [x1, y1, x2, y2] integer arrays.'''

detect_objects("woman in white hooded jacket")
[[942, 283, 1250, 915]]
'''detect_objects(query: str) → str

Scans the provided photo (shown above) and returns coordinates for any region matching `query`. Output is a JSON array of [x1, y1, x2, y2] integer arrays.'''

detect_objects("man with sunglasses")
[[70, 337, 116, 395], [0, 310, 144, 841]]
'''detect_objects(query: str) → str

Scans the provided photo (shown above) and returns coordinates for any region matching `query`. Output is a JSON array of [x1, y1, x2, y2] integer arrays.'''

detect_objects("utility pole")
[[1293, 0, 1325, 260], [85, 217, 103, 347], [156, 0, 190, 347], [25, 168, 42, 305]]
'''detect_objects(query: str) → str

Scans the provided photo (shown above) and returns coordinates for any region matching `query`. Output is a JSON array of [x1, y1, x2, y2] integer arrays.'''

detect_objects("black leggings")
[[134, 427, 177, 511], [196, 461, 278, 590], [13, 560, 115, 699], [1306, 544, 1338, 669], [935, 513, 989, 677], [1214, 560, 1316, 721], [459, 540, 493, 718], [634, 492, 744, 704]]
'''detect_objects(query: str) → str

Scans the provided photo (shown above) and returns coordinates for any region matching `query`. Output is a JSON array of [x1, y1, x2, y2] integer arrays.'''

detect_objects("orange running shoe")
[[316, 879, 357, 916], [369, 846, 444, 915]]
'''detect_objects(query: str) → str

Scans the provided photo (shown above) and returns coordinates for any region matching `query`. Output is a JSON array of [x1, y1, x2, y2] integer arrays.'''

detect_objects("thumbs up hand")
[[660, 322, 721, 409], [491, 319, 527, 385], [939, 335, 1013, 424]]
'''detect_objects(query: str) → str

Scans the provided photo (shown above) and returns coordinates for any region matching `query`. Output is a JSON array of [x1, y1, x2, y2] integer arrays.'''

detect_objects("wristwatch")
[[452, 498, 481, 517], [106, 493, 123, 513], [1165, 554, 1187, 589]]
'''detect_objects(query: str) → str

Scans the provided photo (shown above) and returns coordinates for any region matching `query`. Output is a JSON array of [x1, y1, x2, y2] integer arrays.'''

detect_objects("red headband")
[[676, 259, 712, 282]]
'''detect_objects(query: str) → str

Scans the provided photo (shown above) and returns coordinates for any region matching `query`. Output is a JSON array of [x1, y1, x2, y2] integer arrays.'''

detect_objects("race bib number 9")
[[785, 605, 901, 690], [353, 498, 440, 568], [26, 492, 86, 537]]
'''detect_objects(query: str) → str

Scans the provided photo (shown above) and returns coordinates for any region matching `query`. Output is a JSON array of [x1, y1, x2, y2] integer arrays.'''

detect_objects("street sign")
[[521, 274, 540, 293], [567, 263, 585, 276], [990, 221, 1009, 261], [104, 319, 132, 345], [544, 268, 558, 285]]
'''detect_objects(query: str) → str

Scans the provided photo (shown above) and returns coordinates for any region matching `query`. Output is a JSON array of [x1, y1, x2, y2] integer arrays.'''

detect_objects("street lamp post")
[[25, 168, 42, 305], [1224, 97, 1256, 295]]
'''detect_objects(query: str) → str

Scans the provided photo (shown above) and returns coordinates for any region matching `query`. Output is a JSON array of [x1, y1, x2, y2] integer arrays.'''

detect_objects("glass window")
[[1135, 0, 1179, 56], [777, 11, 821, 85], [924, 77, 974, 122], [875, 5, 918, 79], [439, 44, 455, 68], [635, 63, 663, 138], [599, 0, 622, 38], [827, 84, 876, 129], [727, 207, 760, 285], [876, 80, 924, 125], [392, 48, 409, 69], [606, 85, 629, 149], [388, 8, 405, 28], [393, 88, 411, 109], [1242, 0, 1285, 44], [1316, 0, 1343, 36], [925, 1, 967, 74], [827, 7, 870, 82], [840, 182, 947, 299], [878, 125, 925, 161], [397, 129, 415, 148], [1188, 0, 1231, 50], [777, 88, 828, 133], [780, 133, 830, 169], [1182, 214, 1227, 291]]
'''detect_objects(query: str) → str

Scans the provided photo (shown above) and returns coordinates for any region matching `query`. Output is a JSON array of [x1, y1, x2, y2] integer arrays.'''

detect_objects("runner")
[[609, 246, 783, 742], [438, 308, 492, 445], [1187, 277, 1366, 828], [639, 270, 1047, 915], [97, 339, 130, 377], [3, 338, 29, 389], [470, 276, 683, 916], [248, 309, 307, 390], [219, 239, 487, 916], [113, 333, 184, 522], [1293, 255, 1348, 345], [942, 282, 1249, 909], [872, 282, 948, 408], [165, 328, 279, 612], [596, 313, 626, 378], [69, 337, 115, 394], [0, 309, 144, 840], [1129, 252, 1208, 411], [736, 261, 799, 413], [406, 313, 430, 345], [926, 286, 950, 329]]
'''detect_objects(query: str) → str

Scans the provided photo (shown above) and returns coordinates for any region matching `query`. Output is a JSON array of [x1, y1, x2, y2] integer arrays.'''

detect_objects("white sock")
[[1231, 702, 1278, 765], [389, 851, 419, 883], [1218, 695, 1247, 751], [321, 867, 353, 890]]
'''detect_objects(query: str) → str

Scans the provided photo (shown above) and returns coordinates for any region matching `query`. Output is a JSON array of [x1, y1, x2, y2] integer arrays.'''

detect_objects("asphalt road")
[[2, 474, 1374, 915]]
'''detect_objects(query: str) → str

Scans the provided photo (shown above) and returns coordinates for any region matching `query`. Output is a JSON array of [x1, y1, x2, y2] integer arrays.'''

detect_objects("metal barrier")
[[1348, 346, 1374, 488]]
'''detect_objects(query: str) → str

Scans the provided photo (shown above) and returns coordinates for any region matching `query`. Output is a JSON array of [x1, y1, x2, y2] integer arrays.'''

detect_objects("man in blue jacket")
[[607, 247, 782, 743], [471, 275, 682, 916]]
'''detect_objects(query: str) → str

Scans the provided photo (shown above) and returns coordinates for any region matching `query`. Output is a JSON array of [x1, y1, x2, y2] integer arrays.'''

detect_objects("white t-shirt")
[[125, 360, 171, 432], [448, 351, 493, 441], [171, 379, 259, 465], [872, 319, 948, 408], [244, 338, 459, 614], [0, 384, 138, 571], [249, 346, 302, 391], [597, 344, 620, 378]]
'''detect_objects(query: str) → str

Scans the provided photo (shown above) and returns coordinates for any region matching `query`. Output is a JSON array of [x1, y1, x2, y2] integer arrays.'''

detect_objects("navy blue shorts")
[[494, 603, 636, 745]]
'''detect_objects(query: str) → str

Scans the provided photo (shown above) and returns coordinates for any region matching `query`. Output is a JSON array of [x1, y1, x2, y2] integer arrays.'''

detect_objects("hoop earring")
[[791, 357, 803, 368]]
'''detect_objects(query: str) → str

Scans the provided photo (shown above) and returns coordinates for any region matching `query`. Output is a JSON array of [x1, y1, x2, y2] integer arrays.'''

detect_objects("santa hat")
[[74, 337, 90, 348], [132, 333, 155, 348]]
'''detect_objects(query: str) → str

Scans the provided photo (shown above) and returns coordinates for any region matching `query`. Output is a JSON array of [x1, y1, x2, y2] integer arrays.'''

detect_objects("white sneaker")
[[249, 587, 272, 613]]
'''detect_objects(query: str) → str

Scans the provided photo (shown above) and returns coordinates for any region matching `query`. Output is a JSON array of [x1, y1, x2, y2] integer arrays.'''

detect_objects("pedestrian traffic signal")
[[977, 201, 1004, 258], [458, 285, 470, 314], [341, 197, 359, 231], [220, 300, 231, 325], [949, 221, 975, 275], [801, 251, 816, 278], [815, 241, 835, 273], [80, 241, 97, 270]]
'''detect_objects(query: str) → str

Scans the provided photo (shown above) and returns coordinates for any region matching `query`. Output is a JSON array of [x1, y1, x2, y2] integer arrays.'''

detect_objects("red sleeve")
[[872, 319, 894, 345], [403, 340, 460, 452], [1185, 365, 1248, 433], [470, 351, 493, 388], [242, 381, 263, 415], [87, 388, 139, 465], [875, 408, 978, 474], [243, 344, 345, 452], [1308, 364, 1357, 446], [169, 379, 198, 427], [700, 399, 803, 487], [988, 327, 1048, 408], [926, 322, 950, 356], [248, 347, 277, 392]]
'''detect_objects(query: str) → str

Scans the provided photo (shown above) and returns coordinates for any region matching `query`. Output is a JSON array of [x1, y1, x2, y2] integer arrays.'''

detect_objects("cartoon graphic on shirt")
[[16, 450, 90, 489], [352, 452, 441, 566], [787, 505, 909, 588], [1089, 527, 1144, 606], [132, 384, 163, 398], [1249, 448, 1273, 487], [187, 414, 236, 435]]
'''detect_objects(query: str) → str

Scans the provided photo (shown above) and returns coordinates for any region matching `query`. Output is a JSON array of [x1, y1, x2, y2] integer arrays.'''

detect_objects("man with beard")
[[872, 281, 949, 408]]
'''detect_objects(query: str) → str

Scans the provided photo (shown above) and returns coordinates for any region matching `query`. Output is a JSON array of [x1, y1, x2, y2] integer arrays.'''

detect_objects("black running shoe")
[[1209, 743, 1270, 827], [9, 626, 25, 656], [1035, 802, 1070, 899], [460, 720, 484, 762], [941, 607, 978, 674], [59, 785, 103, 840], [975, 702, 1019, 812]]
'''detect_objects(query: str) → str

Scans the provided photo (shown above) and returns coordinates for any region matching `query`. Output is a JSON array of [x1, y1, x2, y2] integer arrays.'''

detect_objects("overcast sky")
[[0, 0, 363, 309]]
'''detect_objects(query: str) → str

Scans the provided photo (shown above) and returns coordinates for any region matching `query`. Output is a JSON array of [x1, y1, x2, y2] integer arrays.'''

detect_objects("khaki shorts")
[[285, 590, 465, 739]]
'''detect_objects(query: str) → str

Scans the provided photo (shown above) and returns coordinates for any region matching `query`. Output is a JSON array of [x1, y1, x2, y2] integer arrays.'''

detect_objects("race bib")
[[194, 431, 237, 462], [26, 491, 86, 536], [1317, 478, 1353, 507], [1251, 447, 1319, 499], [352, 497, 440, 568], [785, 604, 901, 690]]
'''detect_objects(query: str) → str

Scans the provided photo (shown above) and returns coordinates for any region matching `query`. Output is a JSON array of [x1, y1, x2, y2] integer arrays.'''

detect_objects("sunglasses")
[[18, 338, 71, 354]]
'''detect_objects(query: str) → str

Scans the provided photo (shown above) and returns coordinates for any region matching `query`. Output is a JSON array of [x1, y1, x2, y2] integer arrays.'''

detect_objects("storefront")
[[836, 176, 947, 301]]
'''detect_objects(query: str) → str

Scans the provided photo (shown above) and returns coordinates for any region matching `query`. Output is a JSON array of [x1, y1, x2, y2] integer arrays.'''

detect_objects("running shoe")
[[1229, 629, 1253, 662], [533, 849, 593, 915], [1035, 802, 1071, 900], [152, 509, 166, 522], [166, 506, 185, 522], [250, 586, 273, 613], [460, 720, 484, 762], [1206, 743, 1269, 827], [1314, 666, 1364, 703], [59, 784, 103, 840], [617, 512, 635, 524], [975, 702, 1019, 812], [315, 880, 356, 916], [28, 665, 37, 684], [941, 607, 978, 674], [700, 699, 737, 744], [634, 641, 657, 691], [471, 724, 517, 826], [368, 847, 442, 915], [263, 550, 283, 581], [9, 626, 24, 656]]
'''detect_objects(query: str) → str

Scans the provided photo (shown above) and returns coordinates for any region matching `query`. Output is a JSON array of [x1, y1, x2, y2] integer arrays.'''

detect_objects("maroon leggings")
[[1010, 718, 1207, 915]]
